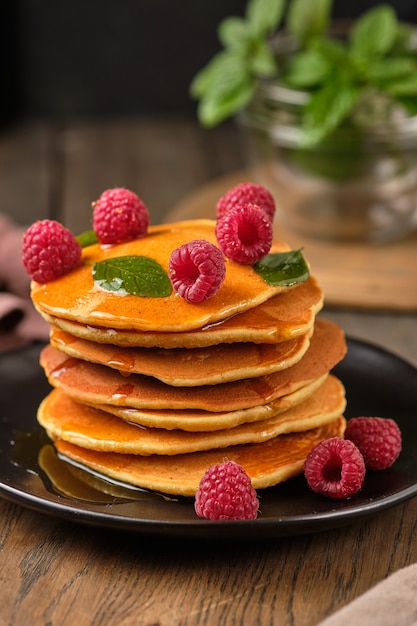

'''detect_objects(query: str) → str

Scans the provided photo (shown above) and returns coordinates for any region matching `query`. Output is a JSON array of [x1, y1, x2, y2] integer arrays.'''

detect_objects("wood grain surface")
[[1, 497, 417, 626], [0, 118, 416, 626]]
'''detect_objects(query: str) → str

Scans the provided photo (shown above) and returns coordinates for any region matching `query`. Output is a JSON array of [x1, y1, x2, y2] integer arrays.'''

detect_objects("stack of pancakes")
[[32, 219, 347, 496]]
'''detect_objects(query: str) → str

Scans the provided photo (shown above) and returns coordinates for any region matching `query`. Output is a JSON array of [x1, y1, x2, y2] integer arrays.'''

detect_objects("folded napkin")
[[317, 563, 417, 626], [0, 215, 49, 352]]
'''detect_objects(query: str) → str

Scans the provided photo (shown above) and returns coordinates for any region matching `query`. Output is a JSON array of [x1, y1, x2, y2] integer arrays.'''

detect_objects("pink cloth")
[[317, 563, 417, 626], [0, 215, 49, 352]]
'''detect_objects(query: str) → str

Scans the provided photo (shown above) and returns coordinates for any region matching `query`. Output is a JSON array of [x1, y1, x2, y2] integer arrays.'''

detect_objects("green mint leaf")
[[364, 57, 417, 85], [254, 249, 309, 286], [350, 5, 397, 60], [218, 17, 251, 51], [385, 74, 417, 96], [287, 0, 332, 45], [249, 38, 278, 76], [283, 49, 332, 88], [93, 256, 172, 298], [197, 79, 255, 127], [301, 76, 359, 147], [245, 0, 286, 37], [190, 50, 255, 126], [77, 230, 98, 247], [190, 50, 241, 98]]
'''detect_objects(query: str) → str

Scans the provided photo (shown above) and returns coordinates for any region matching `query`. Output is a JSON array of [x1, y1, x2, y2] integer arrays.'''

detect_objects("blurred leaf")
[[198, 79, 255, 127], [364, 57, 417, 85], [250, 38, 278, 76], [301, 76, 359, 146], [190, 50, 246, 98], [218, 17, 251, 50], [284, 49, 331, 88], [287, 0, 332, 45], [385, 74, 417, 96], [246, 0, 286, 37], [350, 5, 397, 60]]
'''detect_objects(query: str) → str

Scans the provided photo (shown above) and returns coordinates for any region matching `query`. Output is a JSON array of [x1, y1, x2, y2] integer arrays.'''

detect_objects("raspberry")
[[22, 220, 82, 283], [92, 187, 149, 244], [304, 437, 365, 499], [344, 417, 402, 470], [215, 203, 272, 264], [168, 239, 225, 303], [195, 460, 259, 520], [217, 182, 276, 223]]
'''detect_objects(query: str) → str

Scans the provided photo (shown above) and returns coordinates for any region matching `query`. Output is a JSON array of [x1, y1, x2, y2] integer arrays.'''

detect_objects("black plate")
[[0, 339, 416, 539]]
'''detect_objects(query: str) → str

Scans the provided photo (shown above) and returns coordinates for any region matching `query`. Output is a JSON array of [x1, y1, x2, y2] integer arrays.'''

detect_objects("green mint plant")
[[190, 0, 417, 148]]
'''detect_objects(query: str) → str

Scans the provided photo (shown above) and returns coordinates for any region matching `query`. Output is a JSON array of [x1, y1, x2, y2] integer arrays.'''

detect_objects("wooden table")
[[1, 117, 416, 626]]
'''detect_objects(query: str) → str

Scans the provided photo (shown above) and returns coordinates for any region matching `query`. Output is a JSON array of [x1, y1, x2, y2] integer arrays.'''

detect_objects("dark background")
[[2, 0, 417, 125]]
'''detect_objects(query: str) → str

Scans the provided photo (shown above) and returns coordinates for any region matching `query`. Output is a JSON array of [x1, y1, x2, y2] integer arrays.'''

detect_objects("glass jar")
[[238, 80, 417, 243]]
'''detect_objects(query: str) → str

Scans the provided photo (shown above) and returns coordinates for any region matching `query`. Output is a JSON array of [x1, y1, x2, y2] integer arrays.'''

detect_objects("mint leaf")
[[249, 38, 278, 76], [197, 78, 255, 128], [77, 230, 98, 247], [301, 75, 359, 147], [284, 49, 331, 88], [245, 0, 286, 38], [93, 256, 172, 297], [190, 50, 256, 126], [350, 5, 397, 60], [364, 57, 416, 85], [218, 17, 251, 51], [385, 74, 417, 96], [254, 250, 309, 286], [287, 0, 332, 45]]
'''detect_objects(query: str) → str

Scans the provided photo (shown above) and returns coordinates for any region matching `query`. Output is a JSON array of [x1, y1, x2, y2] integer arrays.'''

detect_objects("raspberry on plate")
[[344, 416, 402, 470], [195, 460, 259, 521], [92, 187, 149, 244], [22, 219, 82, 283], [215, 203, 272, 265], [168, 239, 225, 303], [216, 182, 276, 223], [304, 437, 366, 499]]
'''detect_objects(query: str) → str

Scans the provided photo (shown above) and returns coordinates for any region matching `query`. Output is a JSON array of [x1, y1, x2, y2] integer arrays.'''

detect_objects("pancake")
[[38, 375, 346, 456], [43, 275, 323, 348], [49, 327, 312, 386], [93, 375, 328, 432], [40, 318, 347, 413], [31, 220, 300, 333], [54, 416, 346, 496]]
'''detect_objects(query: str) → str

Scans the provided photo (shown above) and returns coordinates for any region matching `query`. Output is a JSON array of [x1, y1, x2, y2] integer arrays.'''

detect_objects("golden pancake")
[[94, 375, 328, 432], [40, 318, 347, 412], [54, 416, 346, 496], [43, 275, 323, 348], [38, 375, 345, 455], [31, 220, 299, 333], [49, 327, 312, 386]]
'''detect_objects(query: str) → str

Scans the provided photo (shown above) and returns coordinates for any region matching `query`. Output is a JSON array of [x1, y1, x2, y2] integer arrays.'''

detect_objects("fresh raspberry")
[[22, 220, 82, 283], [168, 239, 225, 303], [344, 417, 402, 470], [92, 187, 149, 244], [216, 182, 276, 223], [304, 437, 365, 499], [215, 203, 272, 264], [195, 460, 259, 520]]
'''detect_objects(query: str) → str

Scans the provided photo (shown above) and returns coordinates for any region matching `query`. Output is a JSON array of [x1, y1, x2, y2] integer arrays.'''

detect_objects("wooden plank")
[[58, 118, 241, 234], [0, 122, 51, 226], [167, 169, 417, 312], [1, 497, 416, 626]]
